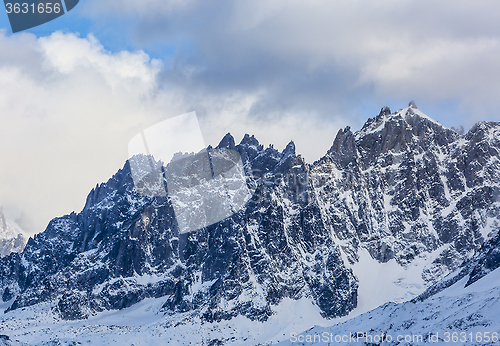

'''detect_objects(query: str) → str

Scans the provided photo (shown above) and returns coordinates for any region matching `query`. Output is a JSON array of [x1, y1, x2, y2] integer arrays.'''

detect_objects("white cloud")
[[0, 31, 180, 233], [359, 37, 500, 95]]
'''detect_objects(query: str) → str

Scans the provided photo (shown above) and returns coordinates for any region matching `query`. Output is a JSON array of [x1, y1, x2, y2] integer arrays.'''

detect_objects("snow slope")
[[0, 296, 332, 345], [276, 267, 500, 346]]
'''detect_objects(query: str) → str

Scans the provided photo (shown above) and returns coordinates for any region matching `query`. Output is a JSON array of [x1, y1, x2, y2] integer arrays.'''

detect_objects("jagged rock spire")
[[216, 133, 236, 150], [409, 100, 417, 109], [379, 106, 391, 116], [239, 134, 260, 147], [282, 140, 296, 157], [326, 126, 358, 168]]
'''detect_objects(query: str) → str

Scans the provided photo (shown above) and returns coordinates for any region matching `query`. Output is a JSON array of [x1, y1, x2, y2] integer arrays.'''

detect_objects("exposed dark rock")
[[379, 106, 391, 116], [216, 133, 236, 150], [1, 104, 499, 324]]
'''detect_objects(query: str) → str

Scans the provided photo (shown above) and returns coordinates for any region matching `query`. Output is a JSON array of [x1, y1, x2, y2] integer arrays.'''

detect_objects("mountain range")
[[0, 102, 499, 345]]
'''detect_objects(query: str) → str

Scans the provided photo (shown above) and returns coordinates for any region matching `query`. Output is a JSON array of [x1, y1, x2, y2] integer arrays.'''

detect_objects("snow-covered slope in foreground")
[[277, 244, 500, 346], [1, 265, 499, 346], [0, 296, 335, 345], [1, 260, 498, 346]]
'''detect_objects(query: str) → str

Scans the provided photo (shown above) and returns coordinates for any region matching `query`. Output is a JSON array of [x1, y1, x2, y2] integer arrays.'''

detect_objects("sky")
[[1, 0, 500, 234]]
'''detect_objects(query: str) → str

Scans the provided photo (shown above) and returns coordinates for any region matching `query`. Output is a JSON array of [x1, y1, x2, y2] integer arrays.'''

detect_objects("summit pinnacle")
[[379, 106, 391, 116]]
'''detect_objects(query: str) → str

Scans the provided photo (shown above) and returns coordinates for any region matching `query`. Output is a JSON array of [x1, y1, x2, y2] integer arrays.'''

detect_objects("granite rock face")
[[312, 107, 500, 284], [1, 105, 499, 323], [0, 136, 357, 322]]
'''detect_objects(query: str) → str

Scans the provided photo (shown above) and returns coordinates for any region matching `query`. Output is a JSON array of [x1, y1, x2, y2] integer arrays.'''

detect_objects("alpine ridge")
[[0, 103, 499, 345]]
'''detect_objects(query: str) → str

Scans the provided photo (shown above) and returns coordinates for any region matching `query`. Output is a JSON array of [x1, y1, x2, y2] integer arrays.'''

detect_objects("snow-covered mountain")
[[0, 208, 27, 258], [311, 102, 500, 311], [0, 102, 499, 345]]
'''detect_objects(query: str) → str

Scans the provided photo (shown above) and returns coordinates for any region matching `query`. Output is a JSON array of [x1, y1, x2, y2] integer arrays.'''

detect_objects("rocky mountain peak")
[[282, 140, 296, 157], [0, 130, 358, 322], [466, 121, 500, 142], [216, 132, 236, 150], [323, 126, 358, 168], [351, 105, 458, 169], [238, 133, 257, 146], [312, 104, 496, 272], [329, 126, 353, 152], [379, 106, 391, 116], [409, 100, 418, 109], [358, 105, 443, 139]]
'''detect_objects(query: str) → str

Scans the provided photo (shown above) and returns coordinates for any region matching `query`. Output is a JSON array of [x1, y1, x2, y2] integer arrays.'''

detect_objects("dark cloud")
[[82, 0, 500, 129]]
